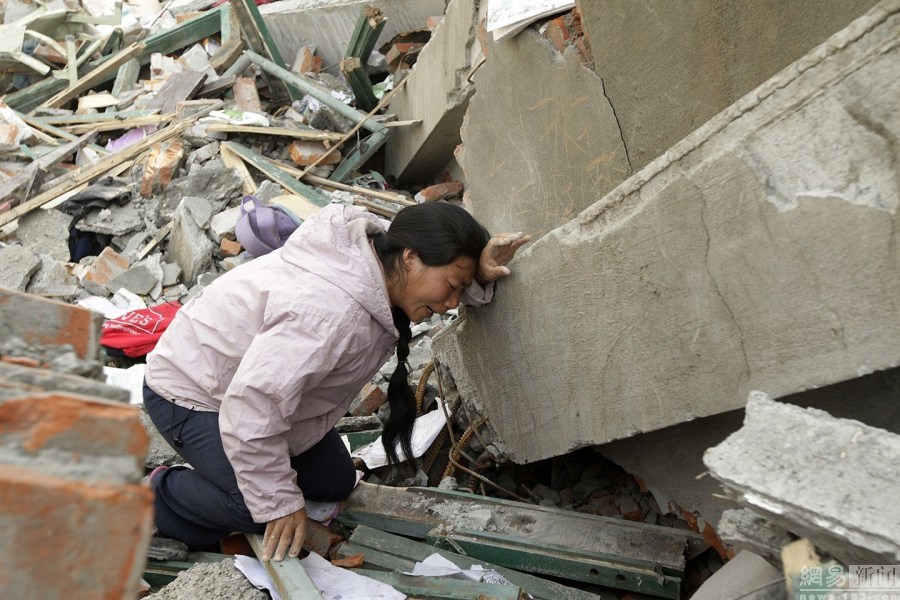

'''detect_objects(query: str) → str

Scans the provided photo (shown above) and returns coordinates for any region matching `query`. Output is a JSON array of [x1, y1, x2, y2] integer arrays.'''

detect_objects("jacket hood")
[[280, 204, 396, 335]]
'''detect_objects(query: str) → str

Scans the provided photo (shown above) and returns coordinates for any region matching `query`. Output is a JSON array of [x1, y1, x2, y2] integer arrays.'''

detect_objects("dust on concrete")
[[146, 558, 268, 600]]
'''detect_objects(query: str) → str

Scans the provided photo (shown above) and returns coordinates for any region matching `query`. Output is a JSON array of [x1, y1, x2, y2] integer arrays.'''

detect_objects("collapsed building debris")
[[1, 0, 898, 597]]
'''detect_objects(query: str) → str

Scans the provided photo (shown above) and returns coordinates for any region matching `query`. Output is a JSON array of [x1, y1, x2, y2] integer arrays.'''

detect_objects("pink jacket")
[[145, 204, 492, 523]]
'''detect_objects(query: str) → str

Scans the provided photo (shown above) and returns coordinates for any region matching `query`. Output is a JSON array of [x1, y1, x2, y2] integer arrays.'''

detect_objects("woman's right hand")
[[262, 507, 307, 561]]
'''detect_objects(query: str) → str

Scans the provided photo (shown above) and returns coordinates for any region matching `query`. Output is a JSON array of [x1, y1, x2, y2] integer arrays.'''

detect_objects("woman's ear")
[[401, 248, 419, 271]]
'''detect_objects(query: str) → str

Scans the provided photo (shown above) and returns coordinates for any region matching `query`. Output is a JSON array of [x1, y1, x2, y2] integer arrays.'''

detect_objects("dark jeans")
[[143, 380, 356, 547]]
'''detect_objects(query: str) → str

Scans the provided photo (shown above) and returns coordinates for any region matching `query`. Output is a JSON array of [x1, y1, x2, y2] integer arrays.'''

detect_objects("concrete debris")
[[145, 558, 267, 600], [0, 1, 896, 599], [705, 391, 900, 564]]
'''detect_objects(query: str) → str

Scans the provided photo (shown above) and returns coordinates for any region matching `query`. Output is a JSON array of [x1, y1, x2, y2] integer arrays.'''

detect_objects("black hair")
[[372, 202, 490, 468]]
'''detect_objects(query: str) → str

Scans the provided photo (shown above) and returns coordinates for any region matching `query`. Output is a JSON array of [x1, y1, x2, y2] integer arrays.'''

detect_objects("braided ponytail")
[[382, 307, 416, 466], [372, 202, 490, 469]]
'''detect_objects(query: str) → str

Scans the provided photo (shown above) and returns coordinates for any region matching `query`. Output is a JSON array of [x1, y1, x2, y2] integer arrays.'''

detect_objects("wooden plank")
[[345, 5, 386, 62], [329, 129, 389, 182], [220, 141, 330, 206], [355, 568, 525, 600], [40, 42, 144, 110], [135, 220, 174, 262], [107, 58, 140, 113], [209, 38, 244, 74], [244, 534, 322, 599], [428, 527, 681, 599], [204, 123, 344, 141], [67, 115, 174, 134], [0, 121, 187, 227], [228, 0, 298, 101], [38, 110, 159, 125], [196, 74, 237, 98], [0, 131, 98, 203], [345, 525, 613, 600], [341, 57, 378, 112], [219, 143, 257, 195], [138, 70, 207, 115]]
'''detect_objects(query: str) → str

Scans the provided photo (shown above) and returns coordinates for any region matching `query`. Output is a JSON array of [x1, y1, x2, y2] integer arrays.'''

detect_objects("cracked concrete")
[[433, 2, 900, 463]]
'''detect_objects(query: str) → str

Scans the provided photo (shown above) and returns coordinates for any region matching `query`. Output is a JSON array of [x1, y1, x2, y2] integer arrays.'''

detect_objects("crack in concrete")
[[696, 183, 752, 387], [598, 76, 633, 174]]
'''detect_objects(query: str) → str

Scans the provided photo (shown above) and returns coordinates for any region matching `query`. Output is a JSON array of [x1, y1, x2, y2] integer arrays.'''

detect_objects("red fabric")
[[101, 301, 182, 357]]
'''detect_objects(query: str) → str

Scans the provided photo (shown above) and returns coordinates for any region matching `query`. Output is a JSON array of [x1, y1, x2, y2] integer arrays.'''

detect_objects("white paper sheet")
[[300, 552, 406, 600], [487, 0, 575, 41], [406, 553, 515, 586], [103, 363, 147, 405], [234, 555, 282, 600], [351, 400, 447, 469]]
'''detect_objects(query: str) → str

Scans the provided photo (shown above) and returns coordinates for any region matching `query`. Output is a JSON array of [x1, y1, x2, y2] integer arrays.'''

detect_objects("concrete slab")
[[578, 0, 879, 173], [598, 366, 900, 552], [704, 392, 900, 563], [26, 255, 80, 299], [0, 243, 41, 291], [691, 550, 784, 600], [166, 196, 216, 286], [432, 2, 900, 463], [458, 26, 630, 240], [16, 207, 70, 262], [259, 0, 444, 78], [383, 0, 483, 183]]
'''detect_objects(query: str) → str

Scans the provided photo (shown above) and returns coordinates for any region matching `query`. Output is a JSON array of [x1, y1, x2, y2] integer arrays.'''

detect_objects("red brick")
[[140, 139, 184, 198], [0, 288, 102, 361], [292, 45, 322, 74], [289, 141, 341, 166], [349, 382, 386, 417], [220, 237, 242, 257], [232, 77, 262, 113], [0, 393, 148, 457], [385, 42, 425, 73], [0, 463, 153, 599], [542, 16, 571, 53], [415, 181, 464, 202], [82, 246, 130, 290], [619, 495, 645, 522]]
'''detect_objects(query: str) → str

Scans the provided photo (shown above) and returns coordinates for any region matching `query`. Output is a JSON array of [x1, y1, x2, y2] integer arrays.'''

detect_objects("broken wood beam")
[[19, 114, 108, 155], [340, 57, 378, 112], [220, 141, 330, 206], [0, 122, 188, 227], [244, 51, 387, 136], [244, 534, 322, 599], [106, 58, 140, 113], [220, 143, 257, 195], [1, 7, 223, 113], [228, 0, 298, 101], [204, 123, 344, 142], [342, 5, 387, 112], [40, 42, 145, 110], [0, 131, 98, 204], [341, 525, 611, 600], [329, 129, 389, 182]]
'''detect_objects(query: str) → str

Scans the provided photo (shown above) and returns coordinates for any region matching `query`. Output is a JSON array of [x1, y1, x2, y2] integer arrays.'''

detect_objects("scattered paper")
[[406, 553, 515, 586], [234, 555, 282, 600], [487, 0, 575, 42], [103, 363, 147, 404], [351, 400, 447, 469], [77, 289, 147, 319], [300, 551, 406, 600]]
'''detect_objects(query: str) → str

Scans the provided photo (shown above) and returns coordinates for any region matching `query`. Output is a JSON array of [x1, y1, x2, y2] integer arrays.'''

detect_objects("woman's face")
[[391, 250, 477, 323]]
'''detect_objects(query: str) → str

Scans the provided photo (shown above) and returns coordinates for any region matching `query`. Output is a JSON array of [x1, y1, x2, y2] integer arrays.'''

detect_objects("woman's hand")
[[476, 232, 532, 285], [262, 507, 307, 561]]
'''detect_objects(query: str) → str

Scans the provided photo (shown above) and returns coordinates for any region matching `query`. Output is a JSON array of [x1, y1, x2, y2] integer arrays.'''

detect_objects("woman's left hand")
[[476, 232, 532, 285]]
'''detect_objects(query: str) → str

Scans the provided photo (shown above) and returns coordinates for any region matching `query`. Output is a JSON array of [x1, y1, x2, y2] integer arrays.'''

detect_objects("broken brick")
[[80, 247, 130, 294], [292, 44, 323, 74], [619, 495, 646, 522], [349, 382, 387, 417], [289, 141, 341, 166], [140, 140, 184, 198], [385, 42, 425, 73], [543, 16, 571, 53], [220, 238, 242, 258], [414, 181, 464, 203], [232, 77, 262, 113]]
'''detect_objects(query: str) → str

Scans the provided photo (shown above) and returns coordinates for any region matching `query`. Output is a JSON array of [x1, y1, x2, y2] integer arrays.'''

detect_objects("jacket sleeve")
[[218, 308, 352, 523], [460, 279, 495, 307]]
